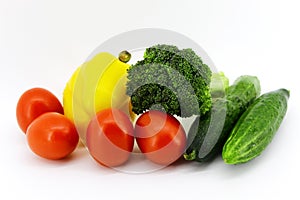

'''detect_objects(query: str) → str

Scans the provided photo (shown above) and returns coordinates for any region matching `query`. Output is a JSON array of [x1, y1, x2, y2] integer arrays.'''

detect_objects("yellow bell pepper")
[[63, 52, 135, 144]]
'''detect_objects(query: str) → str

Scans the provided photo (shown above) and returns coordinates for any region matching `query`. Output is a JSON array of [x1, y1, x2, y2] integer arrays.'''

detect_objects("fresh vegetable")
[[184, 75, 261, 162], [222, 88, 289, 164], [16, 88, 64, 133], [210, 71, 229, 98], [63, 52, 135, 144], [26, 112, 79, 160], [86, 108, 134, 167], [126, 44, 212, 117], [63, 67, 80, 122], [15, 38, 290, 170], [135, 110, 187, 165]]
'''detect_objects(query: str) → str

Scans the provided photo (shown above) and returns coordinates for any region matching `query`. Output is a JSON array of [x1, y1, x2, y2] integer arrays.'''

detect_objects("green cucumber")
[[222, 88, 289, 164], [184, 75, 261, 162]]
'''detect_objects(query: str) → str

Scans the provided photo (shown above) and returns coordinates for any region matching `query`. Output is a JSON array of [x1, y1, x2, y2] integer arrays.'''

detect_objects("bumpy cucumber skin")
[[184, 76, 261, 162], [222, 89, 289, 164]]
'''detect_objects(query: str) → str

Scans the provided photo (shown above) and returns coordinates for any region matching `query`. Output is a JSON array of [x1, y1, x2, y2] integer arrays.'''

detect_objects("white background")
[[1, 0, 300, 199]]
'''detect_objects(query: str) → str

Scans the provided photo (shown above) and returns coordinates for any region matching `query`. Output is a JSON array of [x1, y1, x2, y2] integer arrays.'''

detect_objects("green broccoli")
[[126, 44, 212, 117]]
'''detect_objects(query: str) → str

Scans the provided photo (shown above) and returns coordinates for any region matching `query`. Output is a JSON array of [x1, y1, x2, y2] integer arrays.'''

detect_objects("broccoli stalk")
[[126, 44, 212, 117], [210, 71, 229, 98]]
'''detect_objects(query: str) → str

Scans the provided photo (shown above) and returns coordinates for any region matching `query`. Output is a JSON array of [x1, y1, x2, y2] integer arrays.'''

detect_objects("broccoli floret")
[[126, 44, 212, 117]]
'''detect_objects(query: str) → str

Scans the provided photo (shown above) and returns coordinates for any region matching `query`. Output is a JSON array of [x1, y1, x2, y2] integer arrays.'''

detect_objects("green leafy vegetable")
[[126, 44, 212, 117]]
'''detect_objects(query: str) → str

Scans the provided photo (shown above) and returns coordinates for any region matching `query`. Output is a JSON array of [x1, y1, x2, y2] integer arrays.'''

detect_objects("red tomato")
[[135, 110, 187, 165], [26, 112, 79, 160], [16, 88, 64, 133], [86, 108, 134, 167]]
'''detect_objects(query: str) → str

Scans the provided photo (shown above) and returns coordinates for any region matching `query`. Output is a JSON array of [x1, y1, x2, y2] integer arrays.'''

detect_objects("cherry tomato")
[[26, 112, 79, 160], [16, 88, 64, 133], [86, 108, 134, 167], [135, 110, 187, 165]]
